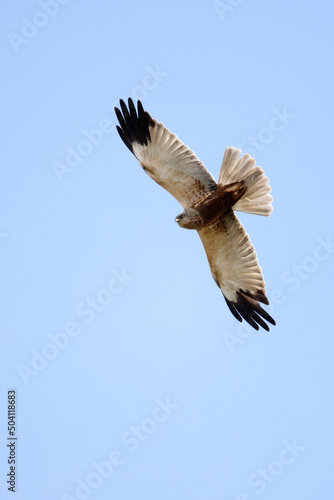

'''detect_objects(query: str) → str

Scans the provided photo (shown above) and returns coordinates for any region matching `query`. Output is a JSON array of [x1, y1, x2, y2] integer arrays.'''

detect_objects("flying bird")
[[115, 98, 275, 331]]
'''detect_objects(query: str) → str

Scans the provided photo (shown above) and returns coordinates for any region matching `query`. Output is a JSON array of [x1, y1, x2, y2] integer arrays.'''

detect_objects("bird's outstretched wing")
[[197, 211, 275, 331], [115, 98, 217, 208]]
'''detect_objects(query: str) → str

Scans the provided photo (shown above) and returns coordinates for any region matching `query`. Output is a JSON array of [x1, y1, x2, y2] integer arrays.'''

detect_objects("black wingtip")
[[224, 295, 242, 323], [114, 98, 155, 155], [224, 291, 275, 331], [128, 98, 137, 119], [137, 100, 144, 116]]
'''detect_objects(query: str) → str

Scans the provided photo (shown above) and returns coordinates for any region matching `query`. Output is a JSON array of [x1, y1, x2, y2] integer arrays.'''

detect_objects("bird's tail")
[[218, 147, 273, 216]]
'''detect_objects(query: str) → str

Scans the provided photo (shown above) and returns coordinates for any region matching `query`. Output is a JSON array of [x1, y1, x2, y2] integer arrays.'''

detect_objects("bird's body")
[[115, 98, 276, 331], [177, 182, 246, 230]]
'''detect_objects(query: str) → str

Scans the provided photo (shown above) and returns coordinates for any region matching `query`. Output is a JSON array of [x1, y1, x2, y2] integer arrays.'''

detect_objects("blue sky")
[[1, 1, 334, 499]]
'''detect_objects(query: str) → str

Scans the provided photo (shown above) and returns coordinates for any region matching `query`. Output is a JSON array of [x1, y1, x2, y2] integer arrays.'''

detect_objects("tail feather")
[[218, 147, 273, 217]]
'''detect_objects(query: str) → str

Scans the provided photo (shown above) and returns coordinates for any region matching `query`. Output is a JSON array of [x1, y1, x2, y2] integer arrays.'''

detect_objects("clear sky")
[[1, 1, 334, 499]]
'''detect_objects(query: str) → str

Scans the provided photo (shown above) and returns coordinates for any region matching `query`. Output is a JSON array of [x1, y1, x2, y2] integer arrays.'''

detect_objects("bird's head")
[[175, 208, 203, 230]]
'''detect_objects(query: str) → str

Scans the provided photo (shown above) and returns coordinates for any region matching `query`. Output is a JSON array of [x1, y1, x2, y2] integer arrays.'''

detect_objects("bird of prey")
[[115, 98, 275, 331]]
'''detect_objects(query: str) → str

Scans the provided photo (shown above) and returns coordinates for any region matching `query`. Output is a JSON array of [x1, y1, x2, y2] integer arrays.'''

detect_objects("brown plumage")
[[195, 182, 247, 226], [115, 98, 276, 331]]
